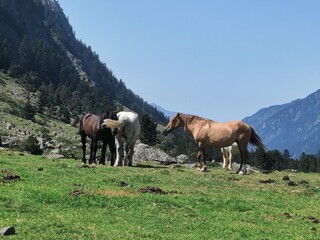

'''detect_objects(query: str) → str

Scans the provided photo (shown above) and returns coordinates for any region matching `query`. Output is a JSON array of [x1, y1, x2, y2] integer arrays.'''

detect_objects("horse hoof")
[[200, 166, 207, 172]]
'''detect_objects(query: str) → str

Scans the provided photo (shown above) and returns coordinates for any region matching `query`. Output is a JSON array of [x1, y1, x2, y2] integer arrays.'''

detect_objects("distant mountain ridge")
[[244, 89, 320, 158], [151, 103, 176, 119]]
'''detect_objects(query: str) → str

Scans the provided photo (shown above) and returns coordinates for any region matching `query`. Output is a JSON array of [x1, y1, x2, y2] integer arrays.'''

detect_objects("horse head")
[[166, 113, 184, 133]]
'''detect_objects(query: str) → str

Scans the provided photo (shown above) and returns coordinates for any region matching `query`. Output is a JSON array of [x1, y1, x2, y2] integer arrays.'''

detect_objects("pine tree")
[[23, 98, 36, 121], [37, 85, 49, 113], [140, 114, 157, 146]]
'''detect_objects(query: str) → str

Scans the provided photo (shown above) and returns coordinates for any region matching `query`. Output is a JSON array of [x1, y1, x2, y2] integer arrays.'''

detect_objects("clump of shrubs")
[[23, 135, 43, 155]]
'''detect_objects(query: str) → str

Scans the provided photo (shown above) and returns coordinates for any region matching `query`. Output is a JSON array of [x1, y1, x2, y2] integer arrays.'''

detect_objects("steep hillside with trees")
[[0, 0, 167, 124]]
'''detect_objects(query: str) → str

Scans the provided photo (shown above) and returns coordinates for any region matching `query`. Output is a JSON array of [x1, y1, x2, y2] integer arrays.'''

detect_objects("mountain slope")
[[0, 0, 167, 124], [244, 89, 320, 158]]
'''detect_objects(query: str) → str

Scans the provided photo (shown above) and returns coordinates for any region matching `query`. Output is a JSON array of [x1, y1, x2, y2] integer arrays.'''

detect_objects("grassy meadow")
[[0, 149, 320, 240]]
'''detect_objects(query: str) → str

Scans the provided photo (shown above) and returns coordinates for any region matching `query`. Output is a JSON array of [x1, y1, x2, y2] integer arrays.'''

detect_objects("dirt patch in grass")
[[3, 173, 20, 181], [259, 179, 275, 184], [139, 186, 168, 195], [97, 189, 136, 197], [69, 190, 85, 196]]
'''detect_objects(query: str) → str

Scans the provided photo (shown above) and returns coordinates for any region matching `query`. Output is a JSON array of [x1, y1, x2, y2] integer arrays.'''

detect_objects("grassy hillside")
[[1, 150, 319, 239], [0, 72, 80, 157]]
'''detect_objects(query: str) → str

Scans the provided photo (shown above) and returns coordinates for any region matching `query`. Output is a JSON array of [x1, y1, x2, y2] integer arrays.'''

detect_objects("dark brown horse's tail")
[[249, 126, 266, 153], [79, 116, 84, 133]]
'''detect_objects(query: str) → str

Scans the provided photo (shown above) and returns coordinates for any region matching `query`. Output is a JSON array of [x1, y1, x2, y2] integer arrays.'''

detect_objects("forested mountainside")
[[0, 0, 167, 124], [244, 89, 320, 158]]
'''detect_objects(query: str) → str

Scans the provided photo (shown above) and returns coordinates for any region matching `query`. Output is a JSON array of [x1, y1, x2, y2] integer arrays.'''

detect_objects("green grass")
[[0, 150, 319, 239]]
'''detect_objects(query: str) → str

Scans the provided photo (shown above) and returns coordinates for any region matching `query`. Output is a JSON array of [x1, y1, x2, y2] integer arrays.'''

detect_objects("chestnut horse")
[[79, 112, 118, 165], [166, 113, 266, 174]]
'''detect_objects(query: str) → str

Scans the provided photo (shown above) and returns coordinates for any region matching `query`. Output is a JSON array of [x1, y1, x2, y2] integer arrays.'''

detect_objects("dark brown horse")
[[166, 113, 266, 174], [79, 112, 118, 165]]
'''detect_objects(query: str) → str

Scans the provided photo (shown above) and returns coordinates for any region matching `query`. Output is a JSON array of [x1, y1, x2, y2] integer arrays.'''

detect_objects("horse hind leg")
[[237, 144, 248, 175], [228, 148, 233, 170], [108, 140, 116, 166], [114, 139, 124, 167], [89, 139, 98, 165], [127, 142, 136, 167], [221, 148, 229, 169], [81, 134, 87, 165], [123, 143, 130, 166], [99, 141, 107, 165]]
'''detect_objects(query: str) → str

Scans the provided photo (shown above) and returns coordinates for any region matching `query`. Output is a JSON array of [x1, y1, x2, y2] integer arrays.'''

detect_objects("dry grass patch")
[[96, 189, 136, 197]]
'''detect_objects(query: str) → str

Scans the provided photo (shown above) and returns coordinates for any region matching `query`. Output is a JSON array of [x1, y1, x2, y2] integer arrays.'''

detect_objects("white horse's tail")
[[103, 119, 126, 129]]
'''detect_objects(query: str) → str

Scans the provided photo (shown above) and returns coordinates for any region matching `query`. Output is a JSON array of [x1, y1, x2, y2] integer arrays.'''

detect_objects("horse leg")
[[123, 143, 130, 166], [114, 138, 124, 167], [90, 138, 98, 165], [237, 144, 248, 174], [202, 153, 207, 172], [228, 147, 233, 170], [221, 148, 228, 169], [89, 140, 94, 164], [197, 151, 203, 170], [81, 134, 87, 165], [109, 139, 116, 166], [127, 142, 136, 167], [99, 140, 107, 165], [197, 146, 207, 172]]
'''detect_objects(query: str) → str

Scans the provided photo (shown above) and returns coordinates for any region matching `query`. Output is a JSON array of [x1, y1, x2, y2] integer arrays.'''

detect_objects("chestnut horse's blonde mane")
[[178, 113, 214, 125]]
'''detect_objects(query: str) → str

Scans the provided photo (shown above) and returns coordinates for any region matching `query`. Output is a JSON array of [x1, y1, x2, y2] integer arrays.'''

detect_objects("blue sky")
[[59, 0, 319, 121]]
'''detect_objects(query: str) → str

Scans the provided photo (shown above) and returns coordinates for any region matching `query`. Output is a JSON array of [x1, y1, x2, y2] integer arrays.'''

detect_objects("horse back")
[[117, 111, 141, 142], [80, 114, 101, 137], [196, 120, 251, 147]]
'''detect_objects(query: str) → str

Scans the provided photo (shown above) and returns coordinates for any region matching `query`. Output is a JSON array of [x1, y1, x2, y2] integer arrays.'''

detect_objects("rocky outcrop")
[[134, 142, 189, 165]]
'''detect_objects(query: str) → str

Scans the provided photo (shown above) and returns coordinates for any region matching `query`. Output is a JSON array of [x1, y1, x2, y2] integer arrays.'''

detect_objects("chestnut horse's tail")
[[249, 126, 266, 153], [103, 118, 126, 129]]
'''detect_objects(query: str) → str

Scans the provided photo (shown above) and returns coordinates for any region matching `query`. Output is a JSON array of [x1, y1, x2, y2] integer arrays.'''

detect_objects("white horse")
[[221, 143, 238, 170], [102, 111, 140, 166]]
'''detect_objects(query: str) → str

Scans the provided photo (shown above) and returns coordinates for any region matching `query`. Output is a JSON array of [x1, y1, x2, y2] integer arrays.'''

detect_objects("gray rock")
[[176, 154, 189, 164], [134, 143, 176, 164], [46, 154, 64, 159], [6, 123, 15, 130]]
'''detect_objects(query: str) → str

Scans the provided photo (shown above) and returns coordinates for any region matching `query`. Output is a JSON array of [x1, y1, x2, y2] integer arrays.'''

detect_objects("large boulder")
[[176, 154, 189, 164], [134, 143, 177, 164]]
